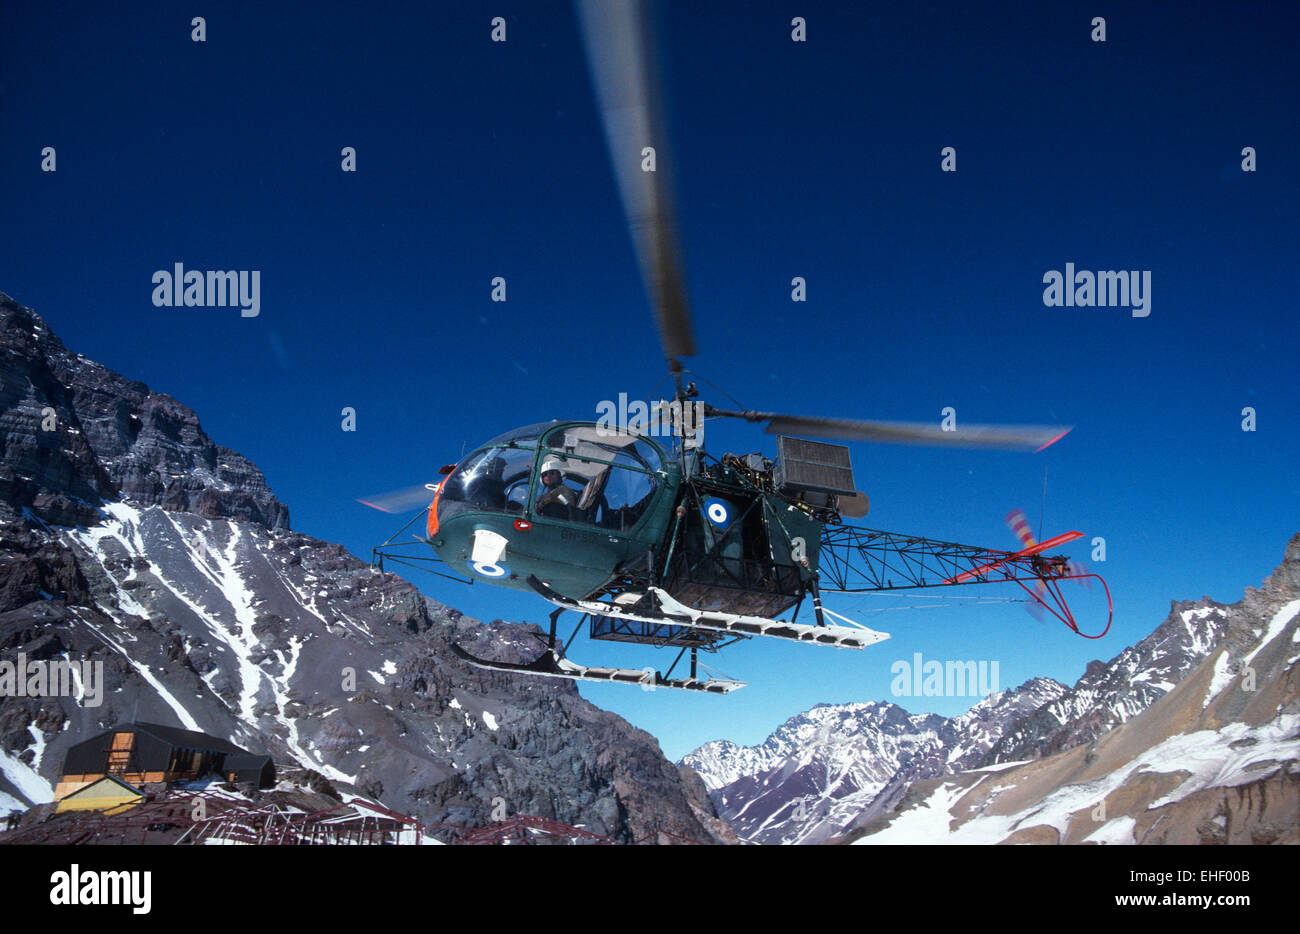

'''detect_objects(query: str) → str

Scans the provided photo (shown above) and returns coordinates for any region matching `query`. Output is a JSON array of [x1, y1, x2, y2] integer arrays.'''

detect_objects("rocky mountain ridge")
[[846, 534, 1300, 844], [681, 677, 1067, 844], [0, 293, 287, 531], [682, 533, 1299, 844]]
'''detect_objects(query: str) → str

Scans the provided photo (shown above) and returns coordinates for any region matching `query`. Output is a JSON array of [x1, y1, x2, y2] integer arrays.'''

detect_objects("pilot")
[[536, 458, 578, 516]]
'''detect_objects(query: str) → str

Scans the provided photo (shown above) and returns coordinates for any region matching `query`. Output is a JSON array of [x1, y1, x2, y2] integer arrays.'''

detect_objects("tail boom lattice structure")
[[817, 526, 1111, 638]]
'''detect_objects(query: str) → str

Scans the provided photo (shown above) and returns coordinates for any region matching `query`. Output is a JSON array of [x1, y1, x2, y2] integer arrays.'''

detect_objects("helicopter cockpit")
[[435, 422, 667, 534]]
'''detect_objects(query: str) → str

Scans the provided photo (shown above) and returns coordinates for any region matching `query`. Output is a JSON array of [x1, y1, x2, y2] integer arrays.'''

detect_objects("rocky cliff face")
[[0, 293, 287, 531], [0, 293, 721, 843]]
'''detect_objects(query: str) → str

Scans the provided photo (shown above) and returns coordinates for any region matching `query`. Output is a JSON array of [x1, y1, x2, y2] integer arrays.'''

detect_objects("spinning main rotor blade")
[[576, 0, 697, 369], [706, 407, 1072, 451], [357, 484, 438, 514]]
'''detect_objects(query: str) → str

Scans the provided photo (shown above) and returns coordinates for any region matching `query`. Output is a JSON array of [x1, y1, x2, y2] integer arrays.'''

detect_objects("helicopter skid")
[[451, 643, 744, 694], [528, 577, 890, 650]]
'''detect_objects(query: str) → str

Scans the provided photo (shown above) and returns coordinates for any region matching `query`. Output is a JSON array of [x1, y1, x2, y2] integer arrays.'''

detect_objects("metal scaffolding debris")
[[0, 788, 708, 845]]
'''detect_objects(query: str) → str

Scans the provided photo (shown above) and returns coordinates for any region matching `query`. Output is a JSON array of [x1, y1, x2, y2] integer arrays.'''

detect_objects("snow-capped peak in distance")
[[687, 532, 1300, 845], [680, 679, 1067, 845], [849, 535, 1300, 845]]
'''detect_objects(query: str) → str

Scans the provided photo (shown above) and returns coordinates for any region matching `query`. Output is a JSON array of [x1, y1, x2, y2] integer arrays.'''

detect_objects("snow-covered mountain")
[[980, 599, 1232, 765], [683, 536, 1299, 845], [681, 678, 1067, 844], [0, 293, 726, 842], [847, 537, 1300, 844]]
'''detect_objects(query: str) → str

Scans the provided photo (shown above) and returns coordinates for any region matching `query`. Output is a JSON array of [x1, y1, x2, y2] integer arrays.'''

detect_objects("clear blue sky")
[[3, 1, 1297, 761]]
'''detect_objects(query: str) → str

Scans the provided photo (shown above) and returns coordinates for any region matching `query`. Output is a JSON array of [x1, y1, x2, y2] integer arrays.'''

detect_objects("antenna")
[[1038, 466, 1048, 543]]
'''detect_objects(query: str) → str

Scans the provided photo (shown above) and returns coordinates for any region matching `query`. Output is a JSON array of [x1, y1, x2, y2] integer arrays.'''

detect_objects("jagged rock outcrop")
[[0, 292, 288, 530]]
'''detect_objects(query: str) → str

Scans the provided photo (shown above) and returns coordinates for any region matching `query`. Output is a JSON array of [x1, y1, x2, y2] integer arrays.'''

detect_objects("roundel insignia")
[[703, 498, 732, 528], [471, 561, 508, 578]]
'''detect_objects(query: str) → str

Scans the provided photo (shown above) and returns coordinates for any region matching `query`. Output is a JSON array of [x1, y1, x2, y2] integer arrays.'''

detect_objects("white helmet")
[[540, 458, 564, 474]]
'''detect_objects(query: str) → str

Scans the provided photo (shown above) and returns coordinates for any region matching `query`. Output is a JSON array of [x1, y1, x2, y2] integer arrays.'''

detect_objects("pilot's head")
[[540, 458, 564, 488]]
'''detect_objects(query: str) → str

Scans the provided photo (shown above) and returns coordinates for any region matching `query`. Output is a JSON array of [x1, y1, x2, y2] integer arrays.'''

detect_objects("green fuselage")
[[428, 421, 824, 608]]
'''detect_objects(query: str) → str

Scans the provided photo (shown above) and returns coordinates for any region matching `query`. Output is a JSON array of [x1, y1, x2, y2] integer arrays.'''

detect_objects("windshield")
[[438, 443, 536, 521], [534, 425, 664, 531], [435, 423, 668, 532]]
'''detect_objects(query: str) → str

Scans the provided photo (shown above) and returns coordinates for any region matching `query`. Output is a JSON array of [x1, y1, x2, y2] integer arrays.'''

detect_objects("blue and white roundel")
[[471, 561, 507, 578], [703, 498, 732, 528]]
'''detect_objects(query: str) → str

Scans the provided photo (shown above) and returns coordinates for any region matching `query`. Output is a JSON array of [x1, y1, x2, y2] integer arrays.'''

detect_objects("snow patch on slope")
[[77, 612, 202, 731], [1244, 599, 1300, 668], [857, 714, 1300, 844], [0, 748, 53, 807]]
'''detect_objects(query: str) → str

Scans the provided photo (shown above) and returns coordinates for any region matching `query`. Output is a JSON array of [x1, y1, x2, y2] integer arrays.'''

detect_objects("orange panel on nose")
[[427, 479, 446, 538]]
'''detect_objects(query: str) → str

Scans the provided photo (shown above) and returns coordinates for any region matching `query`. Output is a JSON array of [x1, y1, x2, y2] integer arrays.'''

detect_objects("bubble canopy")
[[477, 421, 557, 450], [436, 422, 668, 532]]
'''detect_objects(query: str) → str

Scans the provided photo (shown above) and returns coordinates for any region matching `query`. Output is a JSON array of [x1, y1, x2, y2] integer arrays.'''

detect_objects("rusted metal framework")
[[0, 791, 710, 846], [0, 792, 422, 846], [180, 797, 422, 845]]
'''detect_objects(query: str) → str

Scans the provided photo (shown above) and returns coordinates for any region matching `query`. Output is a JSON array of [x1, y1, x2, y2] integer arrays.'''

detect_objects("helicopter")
[[368, 0, 1111, 693]]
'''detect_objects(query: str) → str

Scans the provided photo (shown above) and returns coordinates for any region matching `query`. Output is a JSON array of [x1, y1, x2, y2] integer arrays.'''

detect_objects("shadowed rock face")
[[0, 293, 721, 843], [0, 293, 288, 530]]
